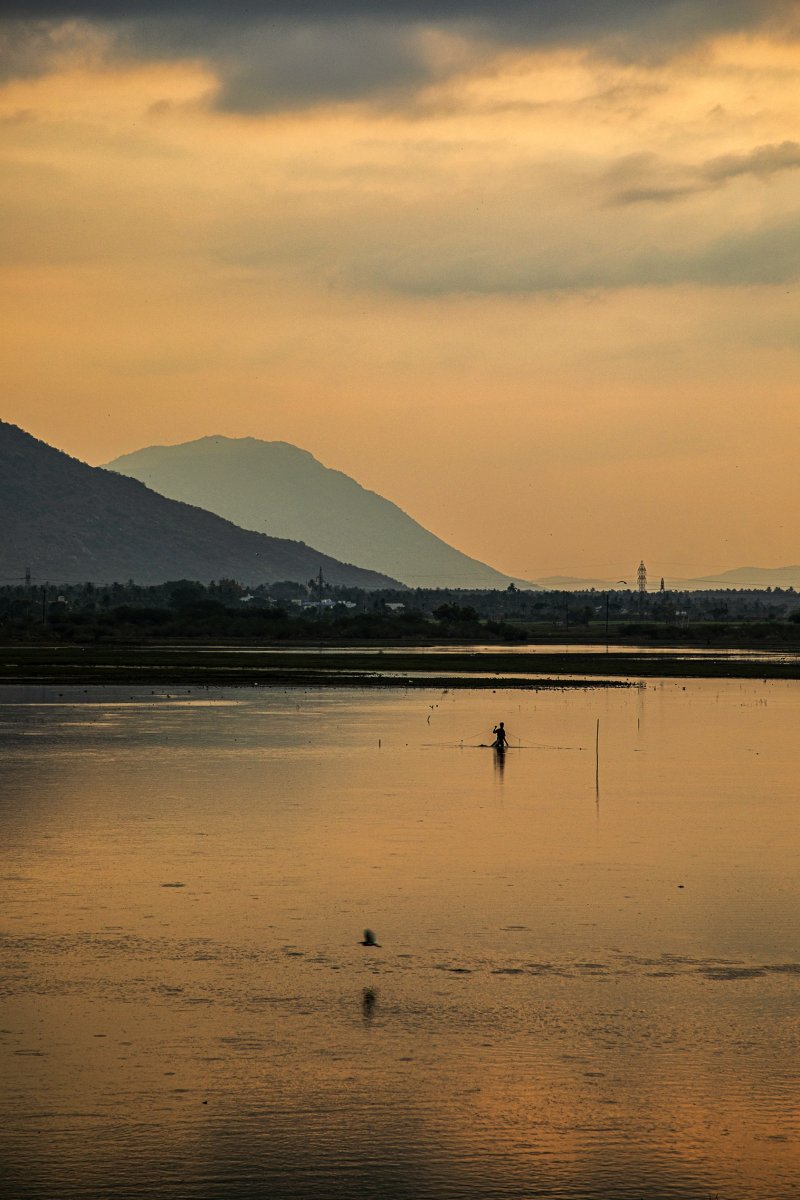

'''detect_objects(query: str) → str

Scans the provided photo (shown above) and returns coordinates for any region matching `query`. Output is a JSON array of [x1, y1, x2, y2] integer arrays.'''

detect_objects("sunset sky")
[[2, 1, 800, 581]]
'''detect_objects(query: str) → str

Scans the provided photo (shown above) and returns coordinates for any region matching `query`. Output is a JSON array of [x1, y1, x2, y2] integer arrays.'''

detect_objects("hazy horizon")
[[8, 417, 800, 587], [3, 2, 800, 580], [105, 431, 800, 586]]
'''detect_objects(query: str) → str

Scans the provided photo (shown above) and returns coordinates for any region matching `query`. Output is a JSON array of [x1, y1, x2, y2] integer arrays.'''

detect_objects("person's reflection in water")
[[362, 987, 377, 1021], [493, 744, 506, 780]]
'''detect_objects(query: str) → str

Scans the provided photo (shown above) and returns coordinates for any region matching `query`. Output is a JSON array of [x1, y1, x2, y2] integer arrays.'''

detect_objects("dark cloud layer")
[[2, 1, 799, 110], [5, 0, 798, 46], [0, 0, 793, 27]]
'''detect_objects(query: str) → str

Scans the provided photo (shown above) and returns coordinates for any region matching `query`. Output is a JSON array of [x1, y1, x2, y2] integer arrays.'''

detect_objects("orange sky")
[[2, 5, 800, 580]]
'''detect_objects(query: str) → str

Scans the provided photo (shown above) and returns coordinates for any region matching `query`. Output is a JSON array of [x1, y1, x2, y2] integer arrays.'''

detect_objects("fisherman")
[[492, 721, 508, 749]]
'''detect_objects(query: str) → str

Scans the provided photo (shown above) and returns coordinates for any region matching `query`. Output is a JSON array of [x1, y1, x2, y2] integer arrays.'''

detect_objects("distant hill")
[[533, 575, 630, 591], [534, 569, 800, 592], [0, 422, 398, 588], [690, 565, 800, 589], [105, 436, 536, 590]]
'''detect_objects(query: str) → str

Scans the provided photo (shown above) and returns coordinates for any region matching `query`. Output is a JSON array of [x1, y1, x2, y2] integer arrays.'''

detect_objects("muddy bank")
[[1, 645, 798, 687]]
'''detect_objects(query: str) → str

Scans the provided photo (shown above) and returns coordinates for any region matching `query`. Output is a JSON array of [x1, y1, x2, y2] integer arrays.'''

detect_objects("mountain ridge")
[[106, 435, 537, 590], [0, 421, 398, 588], [695, 565, 800, 586]]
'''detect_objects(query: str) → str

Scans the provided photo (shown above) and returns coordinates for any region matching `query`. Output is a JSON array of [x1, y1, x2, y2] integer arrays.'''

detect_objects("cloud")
[[338, 209, 800, 295], [704, 139, 800, 184], [2, 1, 796, 33], [1, 1, 799, 110], [179, 20, 439, 113], [0, 17, 108, 83], [608, 141, 800, 205]]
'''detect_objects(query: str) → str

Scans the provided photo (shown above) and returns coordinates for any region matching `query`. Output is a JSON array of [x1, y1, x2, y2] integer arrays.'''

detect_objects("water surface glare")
[[1, 681, 798, 1199]]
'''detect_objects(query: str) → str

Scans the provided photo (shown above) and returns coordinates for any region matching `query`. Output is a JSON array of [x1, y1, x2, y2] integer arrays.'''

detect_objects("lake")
[[1, 679, 798, 1199]]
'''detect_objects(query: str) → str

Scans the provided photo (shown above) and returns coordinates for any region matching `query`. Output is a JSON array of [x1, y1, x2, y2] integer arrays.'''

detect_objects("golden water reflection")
[[1, 681, 798, 1198]]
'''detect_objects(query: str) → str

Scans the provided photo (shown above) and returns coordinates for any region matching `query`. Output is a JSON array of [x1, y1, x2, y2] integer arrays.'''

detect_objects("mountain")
[[0, 422, 398, 588], [105, 436, 536, 590], [533, 576, 631, 591], [690, 566, 800, 589], [533, 569, 800, 592]]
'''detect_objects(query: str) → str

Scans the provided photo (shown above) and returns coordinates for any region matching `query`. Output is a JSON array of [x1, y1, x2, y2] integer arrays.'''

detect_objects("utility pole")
[[318, 567, 324, 615]]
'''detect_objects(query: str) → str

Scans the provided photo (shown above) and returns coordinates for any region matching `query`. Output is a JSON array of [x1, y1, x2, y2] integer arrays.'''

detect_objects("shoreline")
[[1, 644, 799, 687]]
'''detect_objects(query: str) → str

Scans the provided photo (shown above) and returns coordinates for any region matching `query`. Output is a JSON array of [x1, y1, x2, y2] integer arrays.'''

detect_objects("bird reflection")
[[362, 987, 377, 1021]]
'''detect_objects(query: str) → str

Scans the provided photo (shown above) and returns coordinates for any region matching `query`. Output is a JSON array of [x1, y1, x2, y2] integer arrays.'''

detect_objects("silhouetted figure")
[[360, 929, 381, 947], [362, 987, 377, 1020], [492, 722, 508, 749]]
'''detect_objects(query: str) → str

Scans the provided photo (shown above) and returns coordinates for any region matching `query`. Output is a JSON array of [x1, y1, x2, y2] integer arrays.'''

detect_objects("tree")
[[209, 578, 246, 605], [168, 581, 206, 610]]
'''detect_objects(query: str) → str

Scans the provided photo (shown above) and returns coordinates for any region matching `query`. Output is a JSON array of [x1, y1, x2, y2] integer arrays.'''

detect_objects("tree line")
[[1, 578, 799, 644]]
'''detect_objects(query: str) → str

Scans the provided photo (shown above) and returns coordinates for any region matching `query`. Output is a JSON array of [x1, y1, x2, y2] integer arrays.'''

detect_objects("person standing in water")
[[492, 722, 508, 749]]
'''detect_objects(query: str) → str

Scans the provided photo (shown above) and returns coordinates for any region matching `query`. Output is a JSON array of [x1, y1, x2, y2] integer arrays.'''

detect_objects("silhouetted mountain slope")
[[0, 422, 398, 588], [106, 436, 535, 589]]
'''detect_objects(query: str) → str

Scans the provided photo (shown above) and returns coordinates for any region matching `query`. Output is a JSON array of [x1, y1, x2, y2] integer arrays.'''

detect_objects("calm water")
[[1, 680, 798, 1199]]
